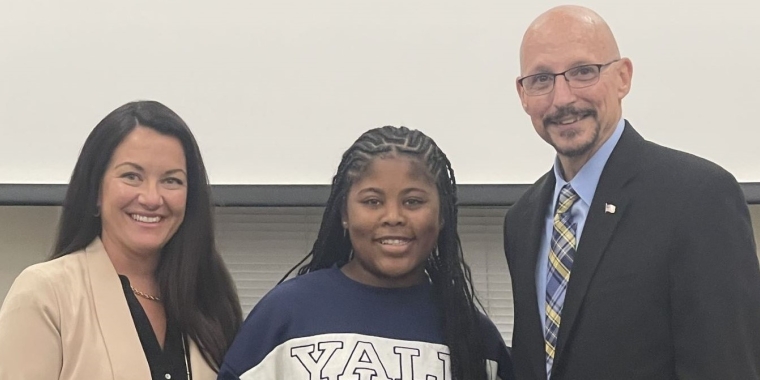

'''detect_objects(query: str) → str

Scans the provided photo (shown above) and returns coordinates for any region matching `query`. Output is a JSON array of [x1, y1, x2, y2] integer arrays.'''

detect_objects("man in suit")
[[504, 5, 760, 380]]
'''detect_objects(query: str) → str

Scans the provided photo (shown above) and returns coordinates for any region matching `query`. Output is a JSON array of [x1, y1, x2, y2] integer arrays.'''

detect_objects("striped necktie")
[[545, 184, 580, 377]]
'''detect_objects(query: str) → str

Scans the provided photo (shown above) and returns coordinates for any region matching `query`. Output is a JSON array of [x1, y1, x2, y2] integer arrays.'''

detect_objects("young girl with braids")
[[218, 126, 514, 380]]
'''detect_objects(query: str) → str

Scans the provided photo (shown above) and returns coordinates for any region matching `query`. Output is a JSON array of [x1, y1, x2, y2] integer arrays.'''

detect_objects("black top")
[[119, 275, 191, 380]]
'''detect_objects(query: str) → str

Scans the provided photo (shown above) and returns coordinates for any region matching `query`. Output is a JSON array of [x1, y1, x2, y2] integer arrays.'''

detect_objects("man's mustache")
[[544, 107, 597, 127]]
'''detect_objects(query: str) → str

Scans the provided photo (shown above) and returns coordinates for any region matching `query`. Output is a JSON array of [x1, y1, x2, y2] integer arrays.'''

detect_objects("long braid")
[[280, 126, 488, 380], [428, 152, 487, 380]]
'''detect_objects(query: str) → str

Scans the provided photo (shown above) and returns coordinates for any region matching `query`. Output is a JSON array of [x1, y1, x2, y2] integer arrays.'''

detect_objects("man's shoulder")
[[635, 138, 738, 186], [507, 171, 552, 220]]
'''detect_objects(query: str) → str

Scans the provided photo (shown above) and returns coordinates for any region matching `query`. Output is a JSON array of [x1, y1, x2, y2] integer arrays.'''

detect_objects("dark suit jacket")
[[504, 122, 760, 380]]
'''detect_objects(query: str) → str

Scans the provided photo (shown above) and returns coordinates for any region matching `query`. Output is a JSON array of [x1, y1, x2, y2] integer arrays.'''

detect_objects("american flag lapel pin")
[[605, 203, 616, 214]]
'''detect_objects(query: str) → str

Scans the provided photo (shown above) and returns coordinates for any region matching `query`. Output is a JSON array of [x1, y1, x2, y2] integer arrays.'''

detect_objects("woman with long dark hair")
[[218, 126, 514, 380], [0, 100, 242, 379]]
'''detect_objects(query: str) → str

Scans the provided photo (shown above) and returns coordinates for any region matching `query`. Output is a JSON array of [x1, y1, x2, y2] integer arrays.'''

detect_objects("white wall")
[[1, 0, 759, 185]]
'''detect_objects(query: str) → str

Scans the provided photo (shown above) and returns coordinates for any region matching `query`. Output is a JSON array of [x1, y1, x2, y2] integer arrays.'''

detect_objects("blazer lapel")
[[515, 171, 556, 380], [553, 123, 645, 366], [85, 238, 152, 380]]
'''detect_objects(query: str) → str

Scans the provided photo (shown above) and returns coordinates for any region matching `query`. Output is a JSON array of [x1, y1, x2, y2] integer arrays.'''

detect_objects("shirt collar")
[[551, 117, 626, 211]]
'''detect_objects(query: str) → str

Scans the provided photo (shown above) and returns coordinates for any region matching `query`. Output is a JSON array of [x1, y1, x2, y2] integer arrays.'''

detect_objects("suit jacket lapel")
[[554, 123, 645, 365], [85, 238, 152, 380], [515, 171, 556, 380]]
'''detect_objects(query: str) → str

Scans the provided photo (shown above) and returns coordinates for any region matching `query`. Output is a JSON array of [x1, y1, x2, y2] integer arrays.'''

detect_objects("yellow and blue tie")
[[545, 184, 579, 377]]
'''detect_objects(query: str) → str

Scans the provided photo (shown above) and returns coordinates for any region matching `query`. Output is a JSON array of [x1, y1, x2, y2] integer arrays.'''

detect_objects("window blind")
[[215, 206, 514, 344]]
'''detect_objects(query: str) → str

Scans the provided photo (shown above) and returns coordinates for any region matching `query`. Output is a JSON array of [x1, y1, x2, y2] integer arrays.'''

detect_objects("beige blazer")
[[0, 238, 217, 380]]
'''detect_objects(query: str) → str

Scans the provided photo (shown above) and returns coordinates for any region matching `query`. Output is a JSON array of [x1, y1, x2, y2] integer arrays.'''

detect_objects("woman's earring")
[[94, 206, 101, 217]]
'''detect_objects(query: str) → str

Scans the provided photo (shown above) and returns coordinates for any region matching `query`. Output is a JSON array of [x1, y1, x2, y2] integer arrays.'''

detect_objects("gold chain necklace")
[[130, 286, 161, 302], [128, 281, 189, 378]]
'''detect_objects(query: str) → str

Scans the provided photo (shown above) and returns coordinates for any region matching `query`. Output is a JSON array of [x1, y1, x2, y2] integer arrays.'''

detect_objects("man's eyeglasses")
[[518, 60, 619, 96]]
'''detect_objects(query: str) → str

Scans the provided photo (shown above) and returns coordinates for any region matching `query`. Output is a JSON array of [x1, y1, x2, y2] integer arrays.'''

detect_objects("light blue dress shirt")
[[535, 118, 626, 332]]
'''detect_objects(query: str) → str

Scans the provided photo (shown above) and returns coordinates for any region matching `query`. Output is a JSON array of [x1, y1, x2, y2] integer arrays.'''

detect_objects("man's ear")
[[616, 57, 633, 99], [516, 76, 529, 112]]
